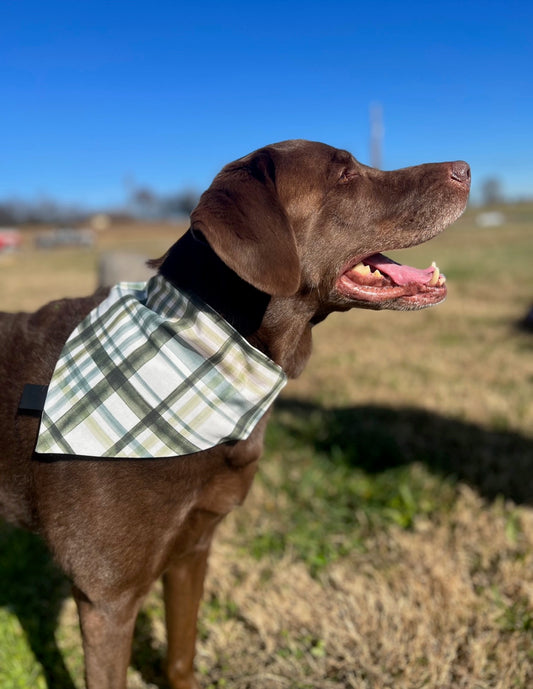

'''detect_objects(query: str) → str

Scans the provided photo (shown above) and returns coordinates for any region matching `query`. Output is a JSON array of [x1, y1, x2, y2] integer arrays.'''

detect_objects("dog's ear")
[[190, 148, 300, 296]]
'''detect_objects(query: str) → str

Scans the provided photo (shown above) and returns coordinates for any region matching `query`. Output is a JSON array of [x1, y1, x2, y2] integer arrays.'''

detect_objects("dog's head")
[[189, 139, 470, 312]]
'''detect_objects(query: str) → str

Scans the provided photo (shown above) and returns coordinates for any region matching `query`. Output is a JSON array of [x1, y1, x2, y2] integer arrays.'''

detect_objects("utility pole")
[[370, 103, 384, 169]]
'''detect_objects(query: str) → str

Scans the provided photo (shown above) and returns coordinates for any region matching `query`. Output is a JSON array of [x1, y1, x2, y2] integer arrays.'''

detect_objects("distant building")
[[475, 211, 505, 228], [34, 228, 94, 249]]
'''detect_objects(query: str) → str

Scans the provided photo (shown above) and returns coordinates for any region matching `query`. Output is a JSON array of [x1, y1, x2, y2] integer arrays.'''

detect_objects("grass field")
[[0, 207, 532, 688]]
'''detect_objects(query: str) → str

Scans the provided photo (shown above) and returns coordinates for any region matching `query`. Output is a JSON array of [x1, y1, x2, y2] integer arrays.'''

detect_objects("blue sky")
[[1, 0, 532, 208]]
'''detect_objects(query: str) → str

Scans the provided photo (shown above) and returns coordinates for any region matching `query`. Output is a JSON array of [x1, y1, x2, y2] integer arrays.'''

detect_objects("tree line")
[[0, 187, 200, 225]]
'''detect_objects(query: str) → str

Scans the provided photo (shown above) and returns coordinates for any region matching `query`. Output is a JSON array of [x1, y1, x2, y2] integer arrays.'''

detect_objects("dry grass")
[[1, 210, 533, 688], [192, 484, 533, 689], [0, 222, 184, 311]]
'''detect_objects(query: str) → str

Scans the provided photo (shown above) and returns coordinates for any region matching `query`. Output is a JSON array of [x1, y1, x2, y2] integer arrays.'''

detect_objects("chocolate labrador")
[[0, 140, 470, 688]]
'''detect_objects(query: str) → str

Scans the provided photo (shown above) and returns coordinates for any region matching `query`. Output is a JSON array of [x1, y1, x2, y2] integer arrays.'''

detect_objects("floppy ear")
[[190, 148, 300, 296]]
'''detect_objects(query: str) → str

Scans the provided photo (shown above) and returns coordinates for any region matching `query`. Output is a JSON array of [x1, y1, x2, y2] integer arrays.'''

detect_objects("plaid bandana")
[[36, 275, 287, 458]]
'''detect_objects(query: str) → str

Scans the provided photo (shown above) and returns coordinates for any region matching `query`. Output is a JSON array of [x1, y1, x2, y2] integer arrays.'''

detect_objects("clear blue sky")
[[1, 0, 532, 208]]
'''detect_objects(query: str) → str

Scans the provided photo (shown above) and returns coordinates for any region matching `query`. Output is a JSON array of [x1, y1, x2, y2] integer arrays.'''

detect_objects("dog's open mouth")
[[336, 253, 447, 309]]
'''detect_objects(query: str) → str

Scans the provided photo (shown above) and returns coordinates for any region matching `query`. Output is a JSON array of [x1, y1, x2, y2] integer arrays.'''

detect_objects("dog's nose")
[[450, 161, 471, 186]]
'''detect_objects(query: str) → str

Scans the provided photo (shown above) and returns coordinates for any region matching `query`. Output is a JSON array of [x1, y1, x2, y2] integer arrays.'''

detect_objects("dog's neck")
[[157, 229, 316, 379], [157, 229, 270, 338]]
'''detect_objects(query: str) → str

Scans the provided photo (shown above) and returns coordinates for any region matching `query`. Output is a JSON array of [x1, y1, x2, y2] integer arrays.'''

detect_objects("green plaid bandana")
[[36, 275, 287, 458]]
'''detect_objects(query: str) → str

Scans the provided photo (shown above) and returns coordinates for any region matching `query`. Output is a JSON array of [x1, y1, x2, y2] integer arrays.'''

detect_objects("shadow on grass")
[[0, 525, 76, 689], [0, 525, 169, 688], [273, 398, 533, 505], [1, 400, 532, 687], [131, 609, 170, 688]]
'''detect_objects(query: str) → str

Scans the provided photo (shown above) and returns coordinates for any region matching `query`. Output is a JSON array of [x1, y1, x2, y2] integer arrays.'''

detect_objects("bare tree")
[[481, 177, 504, 206]]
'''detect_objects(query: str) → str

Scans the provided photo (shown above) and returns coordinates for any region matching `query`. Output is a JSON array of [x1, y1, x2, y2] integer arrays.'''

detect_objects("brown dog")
[[0, 140, 470, 688]]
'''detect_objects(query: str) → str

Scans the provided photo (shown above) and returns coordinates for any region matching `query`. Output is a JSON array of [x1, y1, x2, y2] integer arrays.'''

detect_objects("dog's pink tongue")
[[365, 253, 435, 286]]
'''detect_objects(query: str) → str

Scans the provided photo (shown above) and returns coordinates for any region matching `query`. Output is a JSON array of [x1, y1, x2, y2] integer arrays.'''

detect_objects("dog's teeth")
[[428, 263, 440, 286], [351, 262, 371, 275], [373, 269, 383, 278]]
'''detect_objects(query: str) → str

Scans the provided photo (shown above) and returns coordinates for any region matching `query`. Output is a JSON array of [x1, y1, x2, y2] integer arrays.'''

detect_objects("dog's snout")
[[450, 161, 471, 186]]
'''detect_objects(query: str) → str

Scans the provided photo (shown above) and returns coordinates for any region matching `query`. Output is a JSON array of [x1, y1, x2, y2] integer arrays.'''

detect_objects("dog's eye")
[[338, 169, 359, 183]]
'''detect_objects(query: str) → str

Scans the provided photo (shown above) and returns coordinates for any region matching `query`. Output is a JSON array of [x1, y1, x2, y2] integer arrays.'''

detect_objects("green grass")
[[0, 525, 77, 688], [0, 609, 47, 689], [245, 408, 459, 574], [230, 396, 533, 578]]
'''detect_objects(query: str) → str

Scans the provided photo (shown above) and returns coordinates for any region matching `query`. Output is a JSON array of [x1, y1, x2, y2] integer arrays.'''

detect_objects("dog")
[[0, 140, 470, 688]]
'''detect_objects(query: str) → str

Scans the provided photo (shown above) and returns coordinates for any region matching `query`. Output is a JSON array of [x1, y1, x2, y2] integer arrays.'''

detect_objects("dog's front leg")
[[163, 537, 215, 689], [73, 585, 142, 689]]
